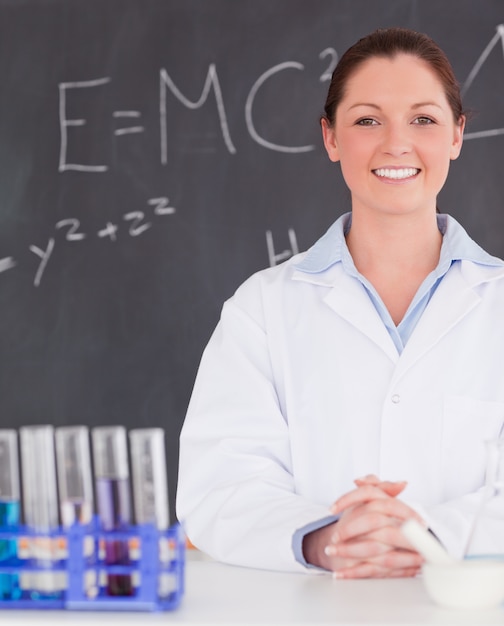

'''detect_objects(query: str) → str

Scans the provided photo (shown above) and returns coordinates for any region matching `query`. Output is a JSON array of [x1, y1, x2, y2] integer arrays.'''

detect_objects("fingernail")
[[331, 531, 340, 543], [332, 571, 343, 579], [324, 545, 337, 556]]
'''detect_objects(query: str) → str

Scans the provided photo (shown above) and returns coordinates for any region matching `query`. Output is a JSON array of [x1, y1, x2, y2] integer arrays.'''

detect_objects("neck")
[[346, 210, 442, 276], [345, 209, 443, 325]]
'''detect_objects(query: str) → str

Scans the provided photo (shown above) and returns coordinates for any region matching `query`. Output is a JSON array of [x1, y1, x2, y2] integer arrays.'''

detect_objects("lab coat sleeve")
[[176, 275, 331, 572]]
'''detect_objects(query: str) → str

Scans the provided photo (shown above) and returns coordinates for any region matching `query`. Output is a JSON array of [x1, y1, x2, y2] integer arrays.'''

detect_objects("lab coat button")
[[391, 394, 400, 404]]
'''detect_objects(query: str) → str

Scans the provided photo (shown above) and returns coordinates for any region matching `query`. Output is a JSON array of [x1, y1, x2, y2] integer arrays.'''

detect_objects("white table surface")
[[3, 552, 504, 626]]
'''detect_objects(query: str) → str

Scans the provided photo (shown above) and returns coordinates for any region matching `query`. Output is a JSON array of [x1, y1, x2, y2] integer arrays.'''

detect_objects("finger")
[[331, 487, 424, 523], [322, 550, 362, 571], [368, 548, 424, 570], [381, 482, 407, 497], [333, 564, 421, 579], [332, 504, 423, 539], [364, 526, 417, 551], [325, 538, 393, 559], [354, 474, 381, 485], [354, 478, 407, 497], [331, 508, 424, 545], [360, 498, 425, 525], [327, 527, 419, 561], [331, 510, 400, 544], [332, 550, 423, 579], [331, 484, 395, 514], [353, 525, 425, 552]]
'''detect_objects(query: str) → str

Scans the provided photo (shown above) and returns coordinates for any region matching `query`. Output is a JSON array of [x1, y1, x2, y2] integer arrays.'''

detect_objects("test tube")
[[55, 426, 94, 527], [91, 426, 132, 596], [129, 428, 169, 530], [20, 425, 65, 599], [129, 428, 174, 597], [55, 425, 97, 597], [0, 430, 21, 600]]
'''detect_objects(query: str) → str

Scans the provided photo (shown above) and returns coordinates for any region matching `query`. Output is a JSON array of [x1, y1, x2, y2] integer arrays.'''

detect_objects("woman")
[[176, 27, 504, 577]]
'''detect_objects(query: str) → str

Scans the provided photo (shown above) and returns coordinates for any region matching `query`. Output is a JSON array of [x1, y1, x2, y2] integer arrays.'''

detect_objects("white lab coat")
[[177, 237, 504, 573]]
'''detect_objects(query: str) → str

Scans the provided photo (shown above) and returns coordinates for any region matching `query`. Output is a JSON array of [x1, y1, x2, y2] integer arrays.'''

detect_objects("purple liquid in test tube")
[[96, 478, 131, 596], [92, 427, 132, 597]]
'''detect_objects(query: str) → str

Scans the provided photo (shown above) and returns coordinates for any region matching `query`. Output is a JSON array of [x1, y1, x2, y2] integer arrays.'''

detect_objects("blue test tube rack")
[[0, 520, 185, 611]]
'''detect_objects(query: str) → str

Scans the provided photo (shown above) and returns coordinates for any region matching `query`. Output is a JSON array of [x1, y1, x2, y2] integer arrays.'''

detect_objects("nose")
[[381, 123, 412, 157]]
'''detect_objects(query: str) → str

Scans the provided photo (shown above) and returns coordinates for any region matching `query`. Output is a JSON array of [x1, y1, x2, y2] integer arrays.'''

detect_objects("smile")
[[373, 168, 420, 180]]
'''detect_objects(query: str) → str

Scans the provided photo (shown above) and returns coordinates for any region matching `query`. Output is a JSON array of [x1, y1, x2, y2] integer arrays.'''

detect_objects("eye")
[[413, 116, 435, 125], [355, 118, 378, 126]]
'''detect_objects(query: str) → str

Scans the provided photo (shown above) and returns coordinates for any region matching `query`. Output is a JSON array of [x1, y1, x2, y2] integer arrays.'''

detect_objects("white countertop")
[[3, 552, 504, 625]]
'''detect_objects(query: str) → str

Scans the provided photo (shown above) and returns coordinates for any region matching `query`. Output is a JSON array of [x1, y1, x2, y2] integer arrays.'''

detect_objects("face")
[[321, 54, 465, 218]]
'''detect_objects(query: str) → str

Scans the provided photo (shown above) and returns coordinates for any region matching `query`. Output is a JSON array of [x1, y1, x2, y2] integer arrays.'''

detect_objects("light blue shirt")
[[295, 212, 504, 354], [292, 212, 504, 567]]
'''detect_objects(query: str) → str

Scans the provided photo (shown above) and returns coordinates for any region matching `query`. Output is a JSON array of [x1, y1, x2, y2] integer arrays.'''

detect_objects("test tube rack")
[[0, 520, 185, 611]]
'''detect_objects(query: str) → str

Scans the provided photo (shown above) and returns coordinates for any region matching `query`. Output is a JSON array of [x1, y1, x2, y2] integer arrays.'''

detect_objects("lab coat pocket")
[[442, 395, 504, 497]]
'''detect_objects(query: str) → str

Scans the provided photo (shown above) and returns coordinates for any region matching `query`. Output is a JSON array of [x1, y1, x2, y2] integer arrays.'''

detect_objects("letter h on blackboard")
[[266, 229, 299, 267]]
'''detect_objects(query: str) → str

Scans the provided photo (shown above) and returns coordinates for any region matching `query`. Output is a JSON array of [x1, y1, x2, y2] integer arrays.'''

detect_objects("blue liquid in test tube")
[[0, 430, 21, 600]]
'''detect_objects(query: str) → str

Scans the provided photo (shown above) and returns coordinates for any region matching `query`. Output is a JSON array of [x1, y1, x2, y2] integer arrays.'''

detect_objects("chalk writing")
[[98, 222, 119, 242], [57, 27, 504, 176], [318, 48, 339, 82], [11, 25, 504, 286], [160, 64, 236, 163], [59, 48, 339, 172], [0, 257, 17, 274], [29, 239, 55, 288], [245, 62, 315, 154], [463, 24, 504, 141], [123, 211, 152, 237], [113, 110, 144, 136], [266, 229, 299, 267], [148, 197, 176, 215], [58, 77, 111, 172], [55, 219, 86, 241], [1, 197, 176, 287]]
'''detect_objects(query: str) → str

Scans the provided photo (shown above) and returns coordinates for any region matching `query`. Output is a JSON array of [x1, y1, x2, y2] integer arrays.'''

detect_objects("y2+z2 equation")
[[0, 196, 175, 287]]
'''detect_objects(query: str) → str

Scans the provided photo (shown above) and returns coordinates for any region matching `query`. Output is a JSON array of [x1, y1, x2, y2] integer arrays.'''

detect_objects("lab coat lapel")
[[322, 272, 399, 363], [392, 263, 484, 381]]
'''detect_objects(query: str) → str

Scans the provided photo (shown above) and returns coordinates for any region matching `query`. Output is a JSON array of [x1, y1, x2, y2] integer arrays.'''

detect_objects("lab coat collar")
[[321, 266, 400, 362], [294, 212, 504, 277], [291, 213, 504, 365], [293, 253, 504, 369], [391, 261, 490, 381]]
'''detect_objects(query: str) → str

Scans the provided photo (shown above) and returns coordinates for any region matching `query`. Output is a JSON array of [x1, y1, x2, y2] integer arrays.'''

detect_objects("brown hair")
[[323, 27, 464, 126]]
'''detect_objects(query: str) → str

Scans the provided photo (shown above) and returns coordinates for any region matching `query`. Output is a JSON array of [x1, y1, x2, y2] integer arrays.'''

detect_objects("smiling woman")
[[176, 27, 504, 578], [320, 51, 465, 325], [323, 54, 463, 204]]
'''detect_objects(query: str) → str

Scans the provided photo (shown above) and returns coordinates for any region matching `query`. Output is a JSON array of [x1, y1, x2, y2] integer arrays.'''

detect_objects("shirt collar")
[[294, 212, 504, 275]]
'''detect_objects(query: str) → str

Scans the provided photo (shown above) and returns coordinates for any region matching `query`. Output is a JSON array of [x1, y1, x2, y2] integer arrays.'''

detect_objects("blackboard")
[[1, 0, 504, 521]]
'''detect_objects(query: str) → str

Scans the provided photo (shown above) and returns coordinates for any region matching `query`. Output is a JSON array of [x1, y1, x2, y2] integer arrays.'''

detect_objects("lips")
[[373, 167, 420, 180]]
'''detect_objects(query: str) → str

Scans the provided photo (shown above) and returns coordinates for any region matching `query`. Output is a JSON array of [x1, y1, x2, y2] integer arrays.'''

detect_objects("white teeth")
[[374, 168, 419, 179]]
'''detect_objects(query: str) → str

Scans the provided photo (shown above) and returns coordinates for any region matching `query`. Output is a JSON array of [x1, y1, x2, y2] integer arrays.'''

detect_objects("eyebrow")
[[346, 101, 444, 112]]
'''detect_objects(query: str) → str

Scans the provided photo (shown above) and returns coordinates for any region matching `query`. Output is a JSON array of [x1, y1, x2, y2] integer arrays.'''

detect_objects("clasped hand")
[[304, 475, 425, 578]]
